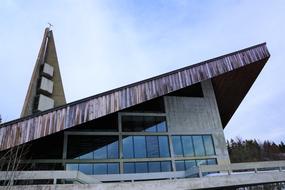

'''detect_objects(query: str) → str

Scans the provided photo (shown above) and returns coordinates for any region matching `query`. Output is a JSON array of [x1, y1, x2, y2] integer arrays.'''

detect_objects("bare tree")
[[0, 145, 29, 189]]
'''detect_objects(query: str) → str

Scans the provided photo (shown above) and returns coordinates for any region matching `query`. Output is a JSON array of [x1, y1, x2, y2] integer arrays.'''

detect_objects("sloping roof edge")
[[0, 43, 270, 151]]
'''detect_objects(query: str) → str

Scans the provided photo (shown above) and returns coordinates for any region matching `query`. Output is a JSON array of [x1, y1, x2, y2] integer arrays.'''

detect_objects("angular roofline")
[[0, 42, 267, 127], [0, 43, 270, 151]]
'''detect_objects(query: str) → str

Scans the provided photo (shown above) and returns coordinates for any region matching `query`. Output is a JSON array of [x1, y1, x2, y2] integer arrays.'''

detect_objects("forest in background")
[[227, 137, 285, 162]]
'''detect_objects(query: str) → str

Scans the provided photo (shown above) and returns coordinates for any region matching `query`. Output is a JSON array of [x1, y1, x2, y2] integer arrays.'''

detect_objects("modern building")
[[0, 28, 284, 190]]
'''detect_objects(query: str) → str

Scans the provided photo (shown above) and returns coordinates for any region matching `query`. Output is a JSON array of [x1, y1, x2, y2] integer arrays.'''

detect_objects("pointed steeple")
[[21, 28, 66, 117]]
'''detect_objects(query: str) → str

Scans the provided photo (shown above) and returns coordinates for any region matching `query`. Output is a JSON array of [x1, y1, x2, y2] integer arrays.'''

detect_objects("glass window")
[[94, 163, 107, 175], [122, 116, 167, 132], [175, 161, 185, 171], [158, 136, 170, 157], [108, 163, 119, 174], [172, 136, 183, 157], [193, 136, 205, 156], [135, 162, 148, 173], [80, 152, 93, 159], [123, 136, 134, 158], [134, 136, 146, 158], [148, 162, 161, 173], [144, 116, 157, 132], [79, 164, 93, 175], [146, 136, 159, 158], [196, 159, 207, 166], [161, 161, 172, 172], [203, 135, 215, 156], [66, 164, 78, 171], [181, 136, 194, 157], [67, 135, 118, 160], [124, 163, 135, 174], [207, 159, 217, 165], [107, 141, 119, 159], [185, 160, 196, 170], [94, 146, 107, 159], [157, 121, 167, 132]]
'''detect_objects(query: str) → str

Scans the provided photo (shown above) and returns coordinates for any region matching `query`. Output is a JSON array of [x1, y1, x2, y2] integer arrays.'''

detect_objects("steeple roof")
[[20, 28, 66, 117]]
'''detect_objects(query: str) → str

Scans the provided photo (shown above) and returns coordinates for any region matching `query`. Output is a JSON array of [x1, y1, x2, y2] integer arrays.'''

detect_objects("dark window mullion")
[[132, 136, 135, 158], [201, 135, 206, 156], [180, 136, 185, 157]]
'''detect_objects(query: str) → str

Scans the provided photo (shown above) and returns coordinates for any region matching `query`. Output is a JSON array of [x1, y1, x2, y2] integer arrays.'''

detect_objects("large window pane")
[[181, 136, 194, 157], [158, 136, 170, 157], [107, 141, 119, 159], [94, 163, 107, 175], [207, 159, 217, 165], [67, 135, 118, 160], [144, 116, 157, 132], [196, 159, 207, 166], [66, 164, 78, 171], [185, 160, 196, 170], [146, 136, 159, 158], [108, 163, 119, 174], [148, 162, 161, 173], [135, 162, 148, 173], [161, 161, 172, 172], [94, 146, 107, 159], [80, 152, 93, 159], [134, 136, 146, 158], [124, 163, 135, 174], [79, 164, 93, 175], [172, 136, 183, 157], [122, 116, 167, 132], [175, 161, 185, 171], [157, 121, 167, 132], [123, 136, 134, 158], [203, 135, 215, 156], [193, 136, 205, 156]]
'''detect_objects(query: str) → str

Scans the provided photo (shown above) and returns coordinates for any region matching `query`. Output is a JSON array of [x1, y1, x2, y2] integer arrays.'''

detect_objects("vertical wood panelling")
[[0, 43, 270, 151]]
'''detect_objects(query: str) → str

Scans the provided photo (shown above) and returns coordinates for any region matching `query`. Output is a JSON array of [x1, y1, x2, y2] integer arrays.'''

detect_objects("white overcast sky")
[[0, 0, 284, 142]]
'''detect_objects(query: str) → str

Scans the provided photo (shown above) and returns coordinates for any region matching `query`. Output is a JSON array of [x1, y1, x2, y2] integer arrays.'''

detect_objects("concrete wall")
[[164, 79, 230, 165]]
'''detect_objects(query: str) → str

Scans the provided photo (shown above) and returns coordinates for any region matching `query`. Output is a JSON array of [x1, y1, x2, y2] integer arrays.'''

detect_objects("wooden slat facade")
[[0, 43, 270, 151]]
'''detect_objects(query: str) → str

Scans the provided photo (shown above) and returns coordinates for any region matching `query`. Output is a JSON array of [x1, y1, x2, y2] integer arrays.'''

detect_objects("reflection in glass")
[[108, 163, 119, 174], [123, 136, 134, 158], [203, 135, 215, 156], [122, 116, 167, 132], [80, 152, 93, 159], [158, 136, 170, 157], [146, 136, 159, 158], [157, 121, 167, 132], [175, 161, 185, 171], [181, 136, 194, 157], [148, 162, 161, 173], [207, 159, 217, 165], [135, 162, 148, 173], [175, 159, 216, 172], [161, 161, 172, 172], [124, 163, 135, 174], [79, 164, 93, 175], [172, 136, 183, 157], [185, 160, 196, 170], [94, 146, 107, 159], [196, 159, 207, 166], [124, 161, 172, 174], [108, 141, 119, 159], [123, 136, 170, 158], [134, 136, 146, 158], [67, 135, 119, 160], [66, 164, 78, 171], [94, 163, 107, 175], [193, 136, 205, 156]]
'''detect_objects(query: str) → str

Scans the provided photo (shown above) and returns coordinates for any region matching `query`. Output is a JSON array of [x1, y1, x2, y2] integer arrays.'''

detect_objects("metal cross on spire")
[[48, 22, 53, 29]]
